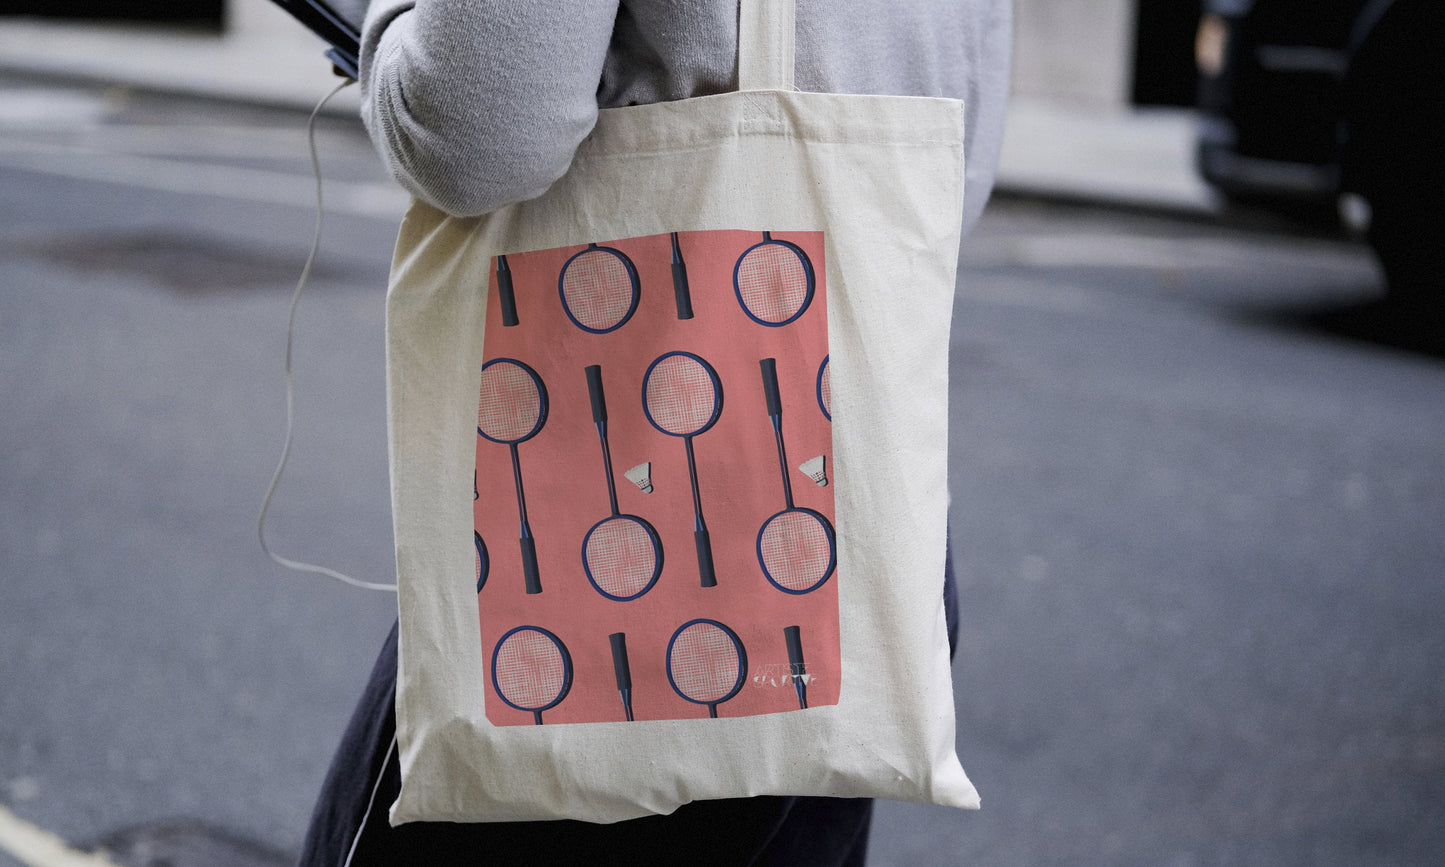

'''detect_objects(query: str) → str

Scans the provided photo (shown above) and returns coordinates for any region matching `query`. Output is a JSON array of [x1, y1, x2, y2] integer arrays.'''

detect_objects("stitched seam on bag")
[[581, 94, 965, 159], [575, 140, 964, 163], [579, 130, 964, 159]]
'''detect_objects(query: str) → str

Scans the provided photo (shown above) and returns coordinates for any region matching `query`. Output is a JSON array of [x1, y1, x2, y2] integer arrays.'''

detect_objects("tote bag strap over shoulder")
[[738, 0, 796, 91]]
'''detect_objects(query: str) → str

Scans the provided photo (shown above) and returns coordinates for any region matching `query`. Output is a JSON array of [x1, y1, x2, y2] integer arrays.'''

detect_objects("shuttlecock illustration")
[[624, 462, 654, 494], [799, 455, 828, 487]]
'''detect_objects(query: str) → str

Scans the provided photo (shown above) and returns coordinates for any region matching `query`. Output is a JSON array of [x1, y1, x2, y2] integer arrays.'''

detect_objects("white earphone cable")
[[257, 78, 398, 594]]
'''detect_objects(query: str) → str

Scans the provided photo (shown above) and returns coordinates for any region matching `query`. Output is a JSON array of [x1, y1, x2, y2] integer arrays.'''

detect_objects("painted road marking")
[[0, 804, 119, 867]]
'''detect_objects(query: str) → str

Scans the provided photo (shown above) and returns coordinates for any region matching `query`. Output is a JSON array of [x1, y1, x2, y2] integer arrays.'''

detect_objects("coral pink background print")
[[474, 229, 838, 726]]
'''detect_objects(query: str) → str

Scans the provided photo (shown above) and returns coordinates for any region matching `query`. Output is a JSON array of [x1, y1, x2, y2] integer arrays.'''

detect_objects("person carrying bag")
[[302, 1, 1011, 863]]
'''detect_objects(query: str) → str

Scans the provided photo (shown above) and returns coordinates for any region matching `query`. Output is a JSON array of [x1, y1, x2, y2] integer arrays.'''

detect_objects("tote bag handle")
[[738, 0, 796, 91]]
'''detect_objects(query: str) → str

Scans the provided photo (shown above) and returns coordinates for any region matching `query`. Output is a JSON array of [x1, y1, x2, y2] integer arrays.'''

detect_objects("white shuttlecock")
[[799, 455, 828, 487], [624, 462, 654, 494]]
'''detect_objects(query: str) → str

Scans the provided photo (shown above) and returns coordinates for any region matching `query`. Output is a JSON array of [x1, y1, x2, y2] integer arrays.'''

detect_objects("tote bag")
[[383, 0, 979, 824]]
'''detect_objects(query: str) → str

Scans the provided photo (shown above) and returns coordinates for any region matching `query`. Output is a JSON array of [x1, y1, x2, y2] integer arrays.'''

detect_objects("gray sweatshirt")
[[359, 0, 1011, 233]]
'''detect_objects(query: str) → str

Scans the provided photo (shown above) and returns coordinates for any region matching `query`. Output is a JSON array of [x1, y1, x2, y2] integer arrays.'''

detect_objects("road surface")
[[2, 75, 1442, 866]]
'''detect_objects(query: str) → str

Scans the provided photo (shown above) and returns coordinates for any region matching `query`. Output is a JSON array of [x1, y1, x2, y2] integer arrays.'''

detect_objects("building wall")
[[1011, 0, 1139, 107]]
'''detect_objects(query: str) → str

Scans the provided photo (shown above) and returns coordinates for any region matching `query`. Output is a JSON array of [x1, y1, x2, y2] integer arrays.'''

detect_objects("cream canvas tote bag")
[[383, 0, 979, 824]]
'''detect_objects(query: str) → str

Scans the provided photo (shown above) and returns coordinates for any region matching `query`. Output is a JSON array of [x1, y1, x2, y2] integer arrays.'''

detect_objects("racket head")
[[757, 507, 837, 594], [477, 358, 548, 445], [582, 514, 663, 601], [490, 625, 572, 720], [817, 355, 831, 421], [666, 618, 747, 713], [558, 244, 640, 333], [474, 531, 489, 592], [641, 351, 723, 438], [732, 236, 816, 327]]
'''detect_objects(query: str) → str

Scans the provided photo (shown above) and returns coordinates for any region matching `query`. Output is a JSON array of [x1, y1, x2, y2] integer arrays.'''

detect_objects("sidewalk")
[[995, 100, 1219, 216], [0, 1, 361, 115], [0, 2, 1219, 219]]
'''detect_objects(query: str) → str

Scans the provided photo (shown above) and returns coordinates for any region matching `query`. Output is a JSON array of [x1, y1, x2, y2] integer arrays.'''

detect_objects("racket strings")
[[585, 518, 658, 597], [645, 356, 717, 434], [736, 245, 810, 323], [819, 362, 832, 416], [761, 511, 833, 591], [669, 624, 743, 703], [478, 363, 541, 441], [561, 249, 635, 330], [494, 631, 567, 709]]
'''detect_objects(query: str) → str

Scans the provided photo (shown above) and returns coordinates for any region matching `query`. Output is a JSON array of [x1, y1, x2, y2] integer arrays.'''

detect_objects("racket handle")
[[520, 536, 541, 594], [609, 632, 632, 690], [585, 365, 607, 424], [672, 262, 694, 320], [695, 528, 717, 588], [496, 255, 519, 327], [784, 625, 808, 710], [609, 632, 634, 721], [760, 358, 781, 417]]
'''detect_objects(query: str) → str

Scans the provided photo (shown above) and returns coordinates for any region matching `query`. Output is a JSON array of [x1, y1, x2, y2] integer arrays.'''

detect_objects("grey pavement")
[[0, 80, 403, 866]]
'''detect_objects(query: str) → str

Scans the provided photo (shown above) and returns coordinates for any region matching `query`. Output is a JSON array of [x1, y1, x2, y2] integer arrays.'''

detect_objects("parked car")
[[1195, 0, 1444, 304], [1195, 0, 1363, 213], [1196, 0, 1445, 304], [1337, 0, 1445, 299]]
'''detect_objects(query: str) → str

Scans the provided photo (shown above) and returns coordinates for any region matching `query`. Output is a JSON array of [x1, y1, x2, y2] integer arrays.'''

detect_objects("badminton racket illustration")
[[666, 619, 747, 719], [817, 355, 831, 421], [582, 365, 664, 601], [474, 531, 489, 592], [495, 254, 519, 327], [559, 242, 640, 333], [610, 632, 635, 722], [783, 625, 808, 710], [733, 231, 816, 327], [477, 358, 548, 595], [642, 351, 723, 588], [491, 626, 572, 725], [670, 231, 694, 320], [757, 358, 836, 594]]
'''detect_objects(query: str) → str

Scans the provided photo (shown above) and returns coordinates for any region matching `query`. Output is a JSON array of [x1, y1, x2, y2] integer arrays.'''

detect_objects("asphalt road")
[[2, 77, 1443, 866]]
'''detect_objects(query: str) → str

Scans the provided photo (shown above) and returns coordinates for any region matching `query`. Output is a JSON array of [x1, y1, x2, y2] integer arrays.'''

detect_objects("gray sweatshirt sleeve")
[[361, 0, 1010, 229], [359, 0, 621, 216]]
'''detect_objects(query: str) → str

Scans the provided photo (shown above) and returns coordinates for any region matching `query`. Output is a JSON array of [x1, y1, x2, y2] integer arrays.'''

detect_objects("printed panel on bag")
[[473, 230, 837, 725]]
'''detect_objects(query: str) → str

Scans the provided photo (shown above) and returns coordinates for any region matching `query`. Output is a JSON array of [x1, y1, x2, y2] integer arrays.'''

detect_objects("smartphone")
[[269, 0, 365, 79]]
